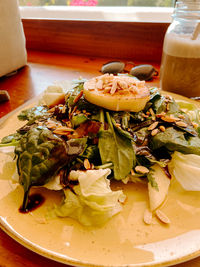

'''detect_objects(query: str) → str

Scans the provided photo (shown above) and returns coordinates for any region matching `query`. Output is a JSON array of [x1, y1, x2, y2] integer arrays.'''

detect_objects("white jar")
[[0, 0, 27, 77], [160, 1, 200, 97]]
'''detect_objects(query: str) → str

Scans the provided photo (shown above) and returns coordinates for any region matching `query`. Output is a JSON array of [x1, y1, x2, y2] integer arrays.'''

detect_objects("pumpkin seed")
[[101, 61, 125, 74], [129, 64, 157, 81]]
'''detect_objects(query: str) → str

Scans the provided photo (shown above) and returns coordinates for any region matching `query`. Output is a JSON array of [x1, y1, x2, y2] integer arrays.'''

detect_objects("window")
[[19, 0, 174, 7], [19, 0, 174, 22]]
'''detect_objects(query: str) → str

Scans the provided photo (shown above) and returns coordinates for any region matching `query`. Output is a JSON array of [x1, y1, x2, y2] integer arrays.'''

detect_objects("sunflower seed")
[[135, 166, 149, 174], [143, 209, 153, 225], [155, 209, 171, 224]]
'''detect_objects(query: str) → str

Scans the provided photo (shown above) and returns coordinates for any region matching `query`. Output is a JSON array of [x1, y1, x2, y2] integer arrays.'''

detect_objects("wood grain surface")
[[22, 19, 169, 62], [0, 50, 199, 267]]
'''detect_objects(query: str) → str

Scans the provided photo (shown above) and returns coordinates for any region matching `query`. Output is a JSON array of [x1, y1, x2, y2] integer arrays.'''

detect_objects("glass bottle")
[[160, 1, 200, 97]]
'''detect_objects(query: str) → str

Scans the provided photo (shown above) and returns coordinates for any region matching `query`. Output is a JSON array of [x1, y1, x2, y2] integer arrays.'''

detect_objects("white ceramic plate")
[[0, 93, 200, 267]]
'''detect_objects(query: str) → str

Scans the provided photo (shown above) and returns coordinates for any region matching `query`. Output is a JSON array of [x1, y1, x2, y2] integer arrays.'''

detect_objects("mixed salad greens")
[[1, 76, 200, 226]]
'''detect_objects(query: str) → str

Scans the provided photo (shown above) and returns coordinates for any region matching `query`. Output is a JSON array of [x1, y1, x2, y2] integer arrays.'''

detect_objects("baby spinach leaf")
[[18, 106, 50, 124], [15, 127, 86, 211], [150, 127, 200, 155], [98, 110, 135, 180], [0, 132, 21, 146]]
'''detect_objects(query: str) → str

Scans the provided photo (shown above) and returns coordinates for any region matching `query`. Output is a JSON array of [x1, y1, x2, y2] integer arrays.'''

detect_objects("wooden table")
[[0, 50, 199, 267]]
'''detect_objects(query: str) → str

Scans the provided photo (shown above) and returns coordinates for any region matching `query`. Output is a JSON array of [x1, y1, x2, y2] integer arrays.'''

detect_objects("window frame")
[[20, 6, 173, 23]]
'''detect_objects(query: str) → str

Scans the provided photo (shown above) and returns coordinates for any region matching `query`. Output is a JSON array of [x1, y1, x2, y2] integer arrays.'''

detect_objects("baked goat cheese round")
[[83, 74, 150, 112]]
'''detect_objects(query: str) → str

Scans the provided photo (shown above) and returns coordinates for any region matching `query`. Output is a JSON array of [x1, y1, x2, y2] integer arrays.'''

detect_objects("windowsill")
[[20, 6, 173, 23]]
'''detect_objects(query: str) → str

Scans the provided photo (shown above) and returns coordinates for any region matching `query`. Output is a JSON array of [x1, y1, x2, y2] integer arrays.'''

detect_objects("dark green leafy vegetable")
[[67, 82, 84, 108], [135, 146, 167, 168], [98, 110, 135, 180], [149, 87, 161, 104], [150, 127, 200, 155], [67, 82, 99, 114], [0, 132, 21, 146], [147, 169, 159, 191], [153, 96, 179, 114], [71, 114, 88, 128], [18, 106, 50, 124], [81, 145, 101, 161], [15, 127, 86, 211], [111, 115, 133, 141], [152, 96, 197, 136]]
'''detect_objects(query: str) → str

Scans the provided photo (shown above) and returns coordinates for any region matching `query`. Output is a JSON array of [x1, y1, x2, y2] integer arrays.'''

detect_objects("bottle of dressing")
[[160, 1, 200, 97]]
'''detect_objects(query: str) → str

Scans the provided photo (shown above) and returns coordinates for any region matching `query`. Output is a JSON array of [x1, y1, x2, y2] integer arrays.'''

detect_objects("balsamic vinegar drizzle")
[[19, 194, 45, 213]]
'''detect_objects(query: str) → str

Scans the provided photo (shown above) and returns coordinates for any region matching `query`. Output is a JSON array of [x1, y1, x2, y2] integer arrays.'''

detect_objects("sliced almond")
[[53, 126, 74, 135], [175, 121, 188, 128], [192, 122, 198, 129], [148, 121, 158, 131], [84, 159, 91, 170], [143, 209, 153, 225], [135, 166, 149, 174], [96, 79, 103, 90], [149, 108, 156, 120], [151, 128, 159, 136], [170, 115, 180, 121], [73, 90, 83, 103], [156, 112, 166, 118], [166, 102, 170, 111], [155, 209, 171, 224], [161, 116, 176, 123], [110, 79, 117, 95], [178, 114, 185, 119], [131, 169, 135, 176], [159, 125, 165, 132], [142, 113, 149, 118], [90, 163, 95, 170]]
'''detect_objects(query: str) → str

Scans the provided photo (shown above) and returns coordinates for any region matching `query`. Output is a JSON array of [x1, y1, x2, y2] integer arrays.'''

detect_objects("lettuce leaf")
[[168, 152, 200, 191], [176, 100, 200, 124], [49, 169, 126, 226]]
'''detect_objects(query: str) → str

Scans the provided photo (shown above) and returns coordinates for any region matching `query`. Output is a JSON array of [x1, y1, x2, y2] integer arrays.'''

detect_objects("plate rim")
[[0, 91, 200, 267]]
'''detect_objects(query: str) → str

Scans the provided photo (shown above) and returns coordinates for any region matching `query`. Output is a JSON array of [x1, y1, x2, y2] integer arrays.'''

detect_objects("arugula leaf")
[[111, 115, 133, 141], [98, 110, 135, 180], [67, 83, 84, 108], [147, 168, 159, 191]]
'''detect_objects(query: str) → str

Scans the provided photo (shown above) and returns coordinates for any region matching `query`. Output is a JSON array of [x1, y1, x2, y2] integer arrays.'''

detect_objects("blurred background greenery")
[[19, 0, 174, 7]]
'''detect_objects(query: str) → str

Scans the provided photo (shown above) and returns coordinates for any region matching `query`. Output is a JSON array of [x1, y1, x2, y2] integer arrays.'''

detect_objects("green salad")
[[1, 75, 200, 226]]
